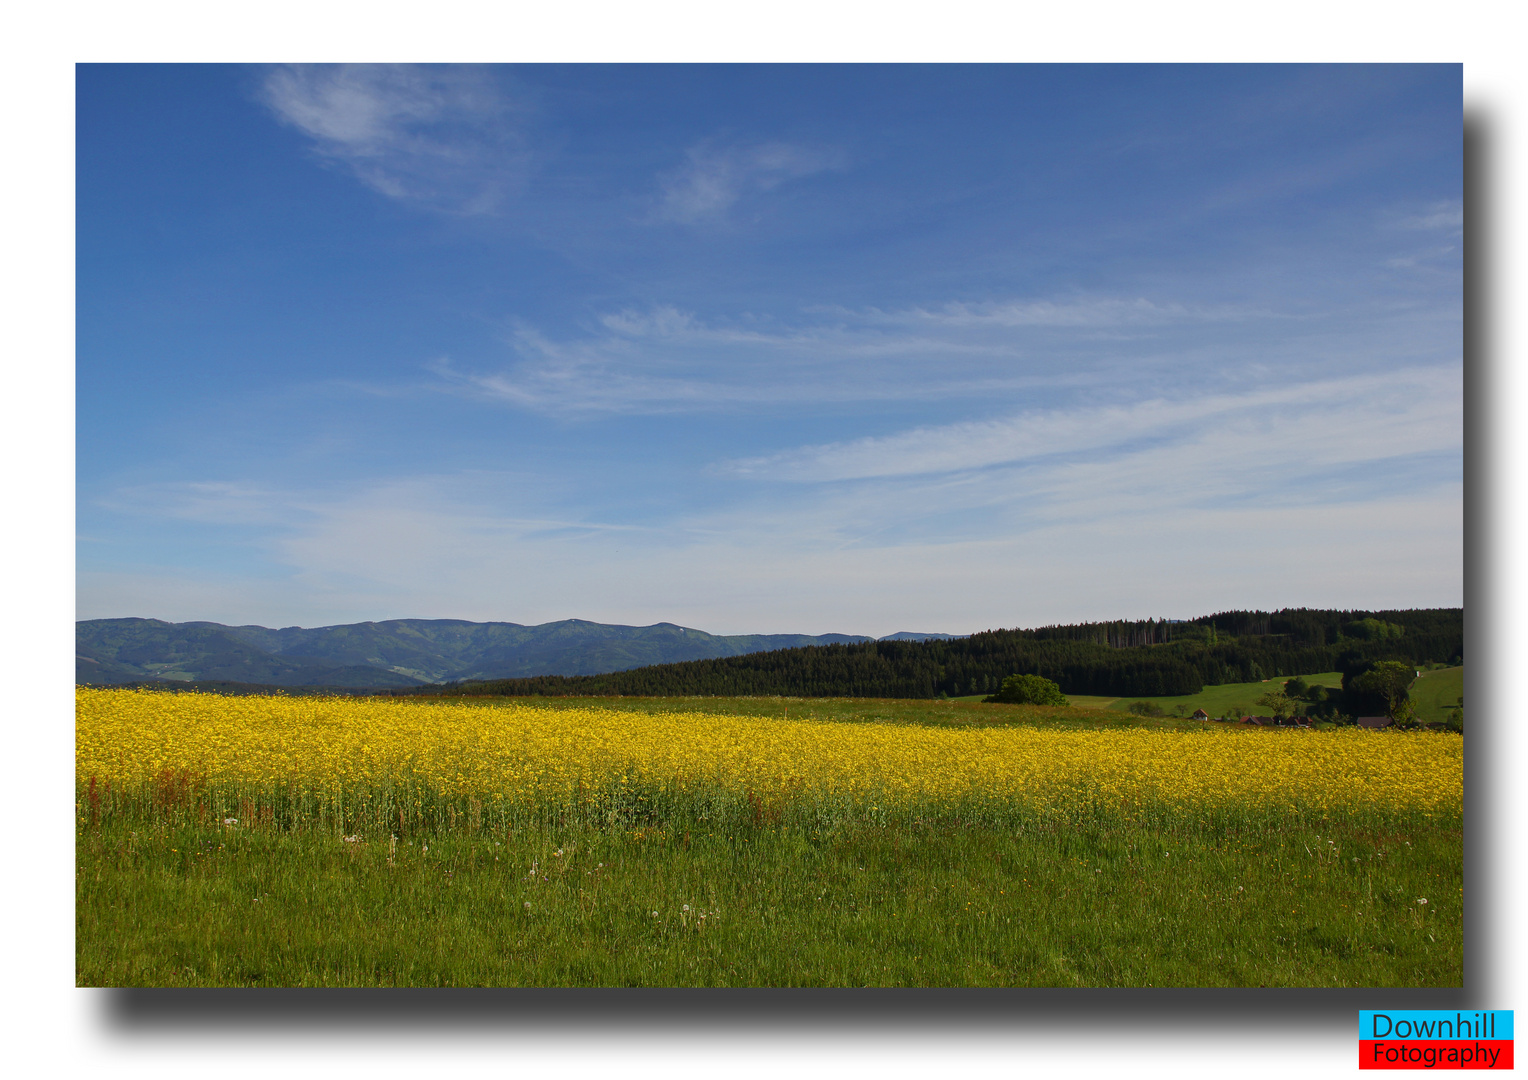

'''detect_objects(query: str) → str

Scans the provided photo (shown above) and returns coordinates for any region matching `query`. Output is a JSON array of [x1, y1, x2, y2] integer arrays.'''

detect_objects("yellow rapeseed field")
[[76, 688, 1461, 823]]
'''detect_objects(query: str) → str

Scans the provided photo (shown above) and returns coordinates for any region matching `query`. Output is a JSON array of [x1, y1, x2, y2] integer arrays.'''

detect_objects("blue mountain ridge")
[[75, 617, 966, 687]]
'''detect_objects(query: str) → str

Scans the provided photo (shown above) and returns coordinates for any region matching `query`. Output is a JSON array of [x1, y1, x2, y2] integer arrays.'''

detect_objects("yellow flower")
[[76, 687, 1461, 823]]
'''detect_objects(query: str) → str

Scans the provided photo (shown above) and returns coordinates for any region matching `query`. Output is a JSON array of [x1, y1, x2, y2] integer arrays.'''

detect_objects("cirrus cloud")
[[653, 140, 846, 224], [261, 63, 528, 214]]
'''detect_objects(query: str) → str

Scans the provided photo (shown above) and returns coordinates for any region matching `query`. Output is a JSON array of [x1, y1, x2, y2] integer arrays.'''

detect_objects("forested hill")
[[446, 608, 1463, 700], [76, 617, 878, 687]]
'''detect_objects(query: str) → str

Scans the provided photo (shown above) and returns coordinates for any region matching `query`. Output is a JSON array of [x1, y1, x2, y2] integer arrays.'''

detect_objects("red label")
[[1360, 1041, 1515, 1069]]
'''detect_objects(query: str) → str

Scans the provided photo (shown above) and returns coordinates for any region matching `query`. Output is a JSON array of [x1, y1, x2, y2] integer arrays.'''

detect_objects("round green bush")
[[984, 673, 1069, 706]]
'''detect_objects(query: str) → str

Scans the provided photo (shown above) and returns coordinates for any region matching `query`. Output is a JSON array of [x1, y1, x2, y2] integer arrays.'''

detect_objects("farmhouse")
[[1355, 716, 1394, 729], [1191, 708, 1211, 721]]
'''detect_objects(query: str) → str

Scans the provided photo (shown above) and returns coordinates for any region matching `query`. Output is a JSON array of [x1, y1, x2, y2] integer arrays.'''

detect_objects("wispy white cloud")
[[82, 353, 1462, 632], [1377, 201, 1463, 273], [427, 345, 734, 414], [98, 473, 647, 541], [423, 311, 1012, 415], [418, 292, 1315, 416], [1398, 200, 1464, 232], [855, 297, 1276, 329], [80, 463, 1461, 635], [653, 141, 845, 224], [1385, 246, 1460, 271], [722, 366, 1461, 484], [260, 64, 526, 213], [97, 481, 297, 526]]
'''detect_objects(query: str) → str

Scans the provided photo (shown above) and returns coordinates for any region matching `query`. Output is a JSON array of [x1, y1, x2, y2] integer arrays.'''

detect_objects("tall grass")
[[80, 765, 1458, 841]]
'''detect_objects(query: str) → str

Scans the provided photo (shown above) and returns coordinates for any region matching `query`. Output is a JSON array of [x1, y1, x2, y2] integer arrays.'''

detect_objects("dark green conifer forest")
[[442, 608, 1462, 701]]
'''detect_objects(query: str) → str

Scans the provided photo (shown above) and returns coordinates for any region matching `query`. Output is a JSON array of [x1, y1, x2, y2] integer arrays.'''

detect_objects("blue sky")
[[76, 64, 1463, 635]]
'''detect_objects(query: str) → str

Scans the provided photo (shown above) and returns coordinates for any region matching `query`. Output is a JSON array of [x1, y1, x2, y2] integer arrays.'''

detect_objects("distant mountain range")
[[75, 617, 964, 687]]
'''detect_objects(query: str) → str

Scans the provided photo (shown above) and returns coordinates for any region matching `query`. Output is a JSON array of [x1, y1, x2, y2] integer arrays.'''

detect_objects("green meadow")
[[78, 811, 1460, 988], [1409, 667, 1464, 724], [1064, 666, 1464, 725], [1068, 672, 1346, 717]]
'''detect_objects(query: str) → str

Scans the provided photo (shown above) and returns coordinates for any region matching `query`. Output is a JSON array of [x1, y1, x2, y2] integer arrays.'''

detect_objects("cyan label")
[[1361, 1011, 1514, 1041]]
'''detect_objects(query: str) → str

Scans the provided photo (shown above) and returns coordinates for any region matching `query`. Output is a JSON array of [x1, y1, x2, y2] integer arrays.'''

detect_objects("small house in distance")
[[1355, 716, 1394, 729], [1191, 708, 1211, 721]]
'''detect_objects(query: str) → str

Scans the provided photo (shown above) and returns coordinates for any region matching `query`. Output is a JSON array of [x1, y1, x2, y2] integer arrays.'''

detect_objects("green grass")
[[431, 693, 1217, 731], [77, 814, 1461, 987], [922, 679, 1348, 721], [1410, 667, 1464, 725], [1071, 672, 1347, 718], [1066, 667, 1465, 725], [430, 670, 1463, 728]]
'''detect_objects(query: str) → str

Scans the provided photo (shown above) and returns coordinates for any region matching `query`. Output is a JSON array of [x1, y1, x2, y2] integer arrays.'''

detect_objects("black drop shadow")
[[102, 983, 1465, 1036], [1460, 103, 1493, 1003]]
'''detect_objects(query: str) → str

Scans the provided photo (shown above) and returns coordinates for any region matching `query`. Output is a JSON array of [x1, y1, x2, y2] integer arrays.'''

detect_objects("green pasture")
[[1409, 667, 1464, 725], [1070, 667, 1463, 724], [1079, 672, 1346, 718], [78, 812, 1460, 988], [959, 678, 1343, 719], [436, 668, 1461, 728]]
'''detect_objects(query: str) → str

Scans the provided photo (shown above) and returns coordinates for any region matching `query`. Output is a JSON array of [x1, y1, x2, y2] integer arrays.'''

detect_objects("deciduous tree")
[[1255, 689, 1295, 719], [984, 673, 1069, 706], [1350, 660, 1416, 723]]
